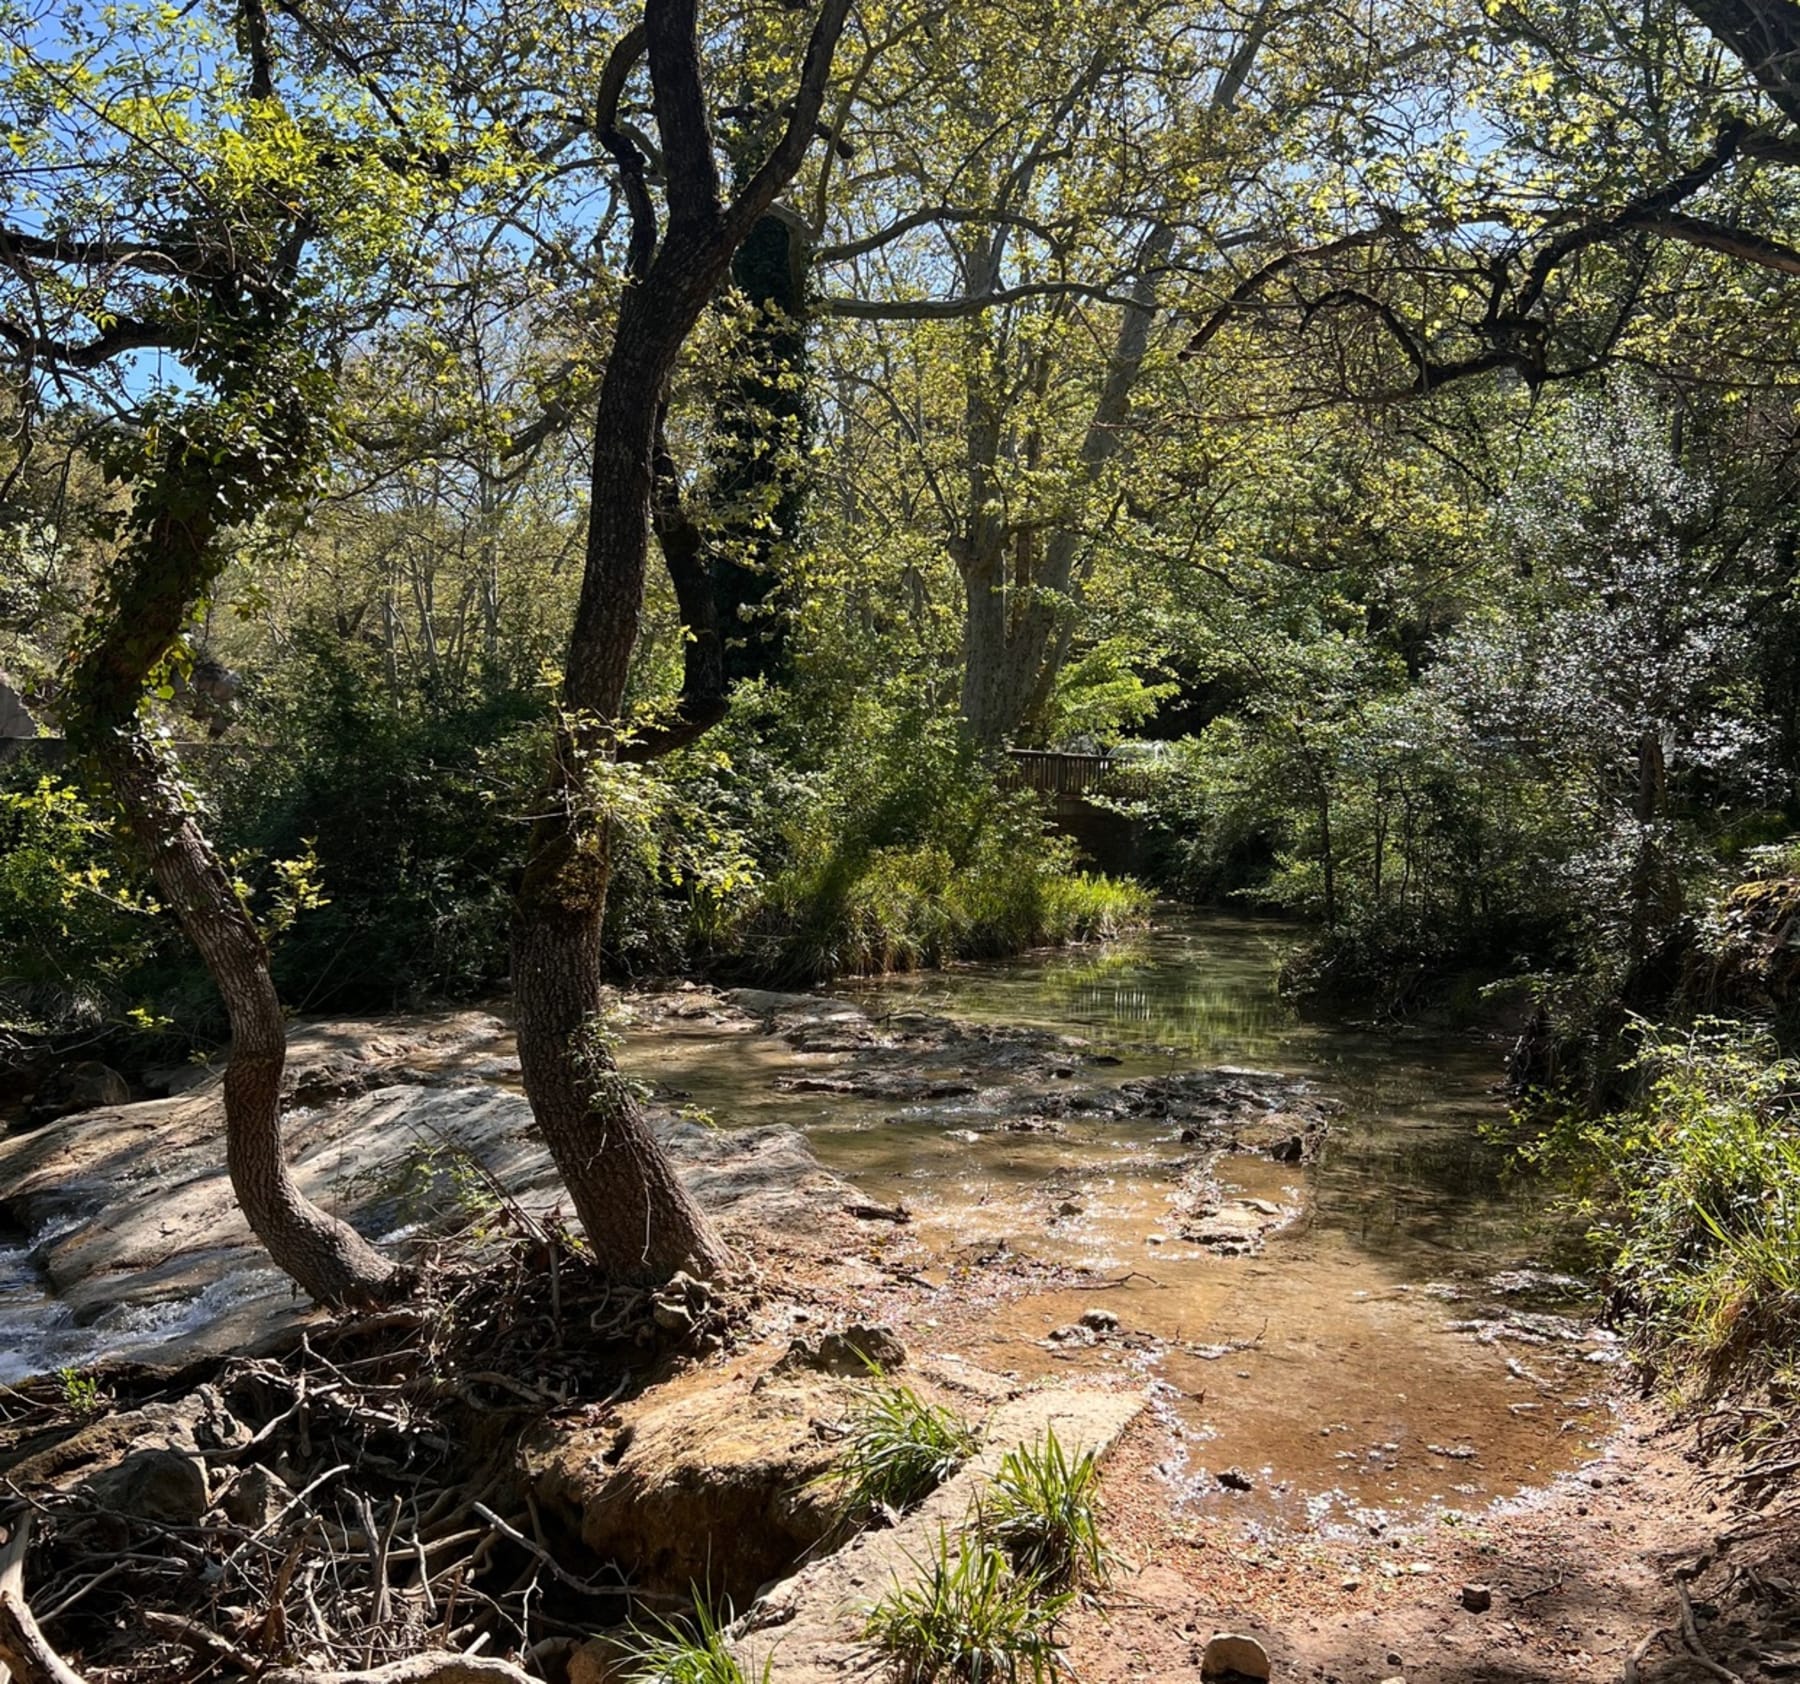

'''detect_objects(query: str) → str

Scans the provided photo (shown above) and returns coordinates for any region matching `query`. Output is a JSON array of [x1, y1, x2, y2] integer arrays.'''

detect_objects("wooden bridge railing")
[[1004, 750, 1114, 796], [1003, 749, 1157, 799]]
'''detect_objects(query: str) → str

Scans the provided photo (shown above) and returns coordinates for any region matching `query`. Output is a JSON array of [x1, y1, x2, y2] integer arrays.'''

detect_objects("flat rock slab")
[[0, 1010, 866, 1379], [735, 1388, 1145, 1684]]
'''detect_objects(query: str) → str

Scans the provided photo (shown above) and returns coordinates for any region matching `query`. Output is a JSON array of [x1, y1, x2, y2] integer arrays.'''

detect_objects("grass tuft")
[[986, 1429, 1106, 1590], [625, 1592, 769, 1684], [865, 1530, 1069, 1684], [835, 1380, 982, 1517]]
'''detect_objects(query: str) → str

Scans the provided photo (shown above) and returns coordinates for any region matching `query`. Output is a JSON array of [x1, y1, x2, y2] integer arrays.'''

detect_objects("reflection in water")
[[629, 911, 1612, 1536]]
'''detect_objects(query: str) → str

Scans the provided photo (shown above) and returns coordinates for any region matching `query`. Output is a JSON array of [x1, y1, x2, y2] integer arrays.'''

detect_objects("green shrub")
[[212, 643, 541, 1010], [865, 1531, 1068, 1684], [0, 770, 169, 1039], [834, 1380, 982, 1518], [986, 1430, 1105, 1591], [1534, 1019, 1800, 1401]]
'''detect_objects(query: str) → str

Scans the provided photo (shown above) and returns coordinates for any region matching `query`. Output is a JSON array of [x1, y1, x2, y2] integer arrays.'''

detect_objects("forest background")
[[7, 0, 1800, 1390]]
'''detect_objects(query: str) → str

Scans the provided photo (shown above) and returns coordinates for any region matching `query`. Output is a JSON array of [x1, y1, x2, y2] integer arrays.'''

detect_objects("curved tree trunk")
[[97, 736, 398, 1303], [508, 0, 850, 1286], [511, 285, 734, 1286], [66, 449, 397, 1308]]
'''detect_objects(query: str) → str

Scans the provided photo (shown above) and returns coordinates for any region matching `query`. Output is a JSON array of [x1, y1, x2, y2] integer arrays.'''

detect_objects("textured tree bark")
[[66, 453, 397, 1307], [509, 0, 850, 1286], [512, 289, 735, 1284], [98, 732, 399, 1302]]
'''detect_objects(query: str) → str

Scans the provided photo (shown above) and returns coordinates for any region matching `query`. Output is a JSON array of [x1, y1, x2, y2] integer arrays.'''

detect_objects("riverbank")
[[3, 915, 1792, 1681]]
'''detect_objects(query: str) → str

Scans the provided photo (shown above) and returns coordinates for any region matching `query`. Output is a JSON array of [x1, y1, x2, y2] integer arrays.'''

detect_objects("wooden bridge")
[[1002, 749, 1151, 871], [1002, 749, 1156, 798]]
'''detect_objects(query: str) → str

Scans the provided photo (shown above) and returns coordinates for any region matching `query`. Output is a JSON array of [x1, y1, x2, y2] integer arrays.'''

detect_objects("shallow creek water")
[[623, 912, 1616, 1540]]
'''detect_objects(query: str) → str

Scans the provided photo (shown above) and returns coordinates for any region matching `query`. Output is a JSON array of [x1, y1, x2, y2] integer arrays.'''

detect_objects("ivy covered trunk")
[[67, 433, 398, 1307]]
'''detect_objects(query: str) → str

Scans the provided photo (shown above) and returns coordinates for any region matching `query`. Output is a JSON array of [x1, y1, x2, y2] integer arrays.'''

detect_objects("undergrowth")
[[1528, 1018, 1800, 1419], [986, 1430, 1106, 1590]]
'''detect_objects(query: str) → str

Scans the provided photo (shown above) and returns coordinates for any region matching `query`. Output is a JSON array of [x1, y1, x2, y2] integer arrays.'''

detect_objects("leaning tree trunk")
[[511, 283, 733, 1285], [508, 0, 851, 1285], [66, 446, 398, 1307]]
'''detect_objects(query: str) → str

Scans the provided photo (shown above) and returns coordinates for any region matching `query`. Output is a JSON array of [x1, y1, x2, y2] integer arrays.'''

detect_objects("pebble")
[[1200, 1633, 1271, 1681], [1461, 1584, 1493, 1613]]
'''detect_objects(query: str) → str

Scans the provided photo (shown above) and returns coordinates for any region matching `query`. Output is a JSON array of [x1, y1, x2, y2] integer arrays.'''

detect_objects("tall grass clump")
[[986, 1430, 1106, 1590], [1543, 1019, 1800, 1402], [625, 1593, 768, 1684], [834, 1380, 982, 1518], [865, 1531, 1068, 1684]]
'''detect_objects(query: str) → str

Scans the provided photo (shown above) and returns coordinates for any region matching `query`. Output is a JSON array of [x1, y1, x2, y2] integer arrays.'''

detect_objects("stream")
[[3, 911, 1615, 1541], [624, 911, 1616, 1539]]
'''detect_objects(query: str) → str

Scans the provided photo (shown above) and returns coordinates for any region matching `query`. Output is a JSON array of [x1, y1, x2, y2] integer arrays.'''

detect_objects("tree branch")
[[823, 278, 1149, 319], [646, 0, 724, 235], [726, 0, 856, 241], [816, 206, 1064, 263], [595, 23, 657, 278]]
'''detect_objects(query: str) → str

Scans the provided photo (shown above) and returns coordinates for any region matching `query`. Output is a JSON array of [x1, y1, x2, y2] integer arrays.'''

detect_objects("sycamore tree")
[[0, 0, 478, 1300]]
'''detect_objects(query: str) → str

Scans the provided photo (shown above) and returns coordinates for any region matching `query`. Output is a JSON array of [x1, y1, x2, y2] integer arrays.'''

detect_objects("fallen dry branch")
[[262, 1655, 536, 1684], [0, 1516, 88, 1684], [1675, 1570, 1745, 1684], [0, 1225, 763, 1682]]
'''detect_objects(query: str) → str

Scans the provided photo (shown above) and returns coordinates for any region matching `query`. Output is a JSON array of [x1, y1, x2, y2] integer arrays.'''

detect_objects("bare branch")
[[817, 206, 1064, 263]]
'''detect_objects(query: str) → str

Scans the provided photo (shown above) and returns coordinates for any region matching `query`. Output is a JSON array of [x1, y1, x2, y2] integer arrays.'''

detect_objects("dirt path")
[[1061, 1396, 1795, 1684]]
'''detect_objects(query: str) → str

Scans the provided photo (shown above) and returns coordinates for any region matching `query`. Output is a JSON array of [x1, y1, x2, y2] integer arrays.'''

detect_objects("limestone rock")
[[84, 1447, 209, 1526], [23, 1061, 130, 1128], [1460, 1583, 1493, 1613], [1202, 1632, 1272, 1681], [524, 1368, 849, 1603]]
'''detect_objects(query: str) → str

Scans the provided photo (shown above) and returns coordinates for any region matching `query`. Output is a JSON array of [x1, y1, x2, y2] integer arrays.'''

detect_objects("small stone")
[[1201, 1632, 1271, 1681], [1460, 1584, 1493, 1614], [777, 1323, 907, 1375], [1056, 1200, 1084, 1217], [221, 1463, 293, 1530], [85, 1448, 209, 1527], [1216, 1467, 1255, 1492], [1078, 1308, 1119, 1332], [652, 1300, 694, 1331], [1386, 1653, 1403, 1668]]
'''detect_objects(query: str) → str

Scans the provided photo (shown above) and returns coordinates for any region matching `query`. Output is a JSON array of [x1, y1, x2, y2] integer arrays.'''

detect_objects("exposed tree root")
[[0, 1518, 88, 1684], [0, 1222, 764, 1682], [262, 1654, 536, 1683]]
